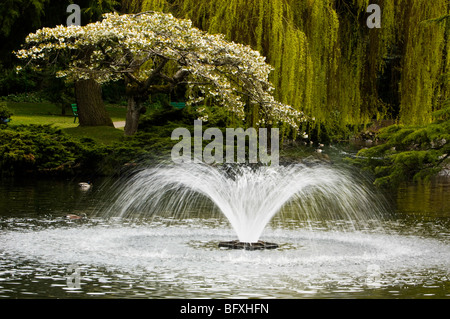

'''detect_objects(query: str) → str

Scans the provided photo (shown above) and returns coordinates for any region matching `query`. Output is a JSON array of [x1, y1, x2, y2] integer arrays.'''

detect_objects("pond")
[[0, 165, 449, 299]]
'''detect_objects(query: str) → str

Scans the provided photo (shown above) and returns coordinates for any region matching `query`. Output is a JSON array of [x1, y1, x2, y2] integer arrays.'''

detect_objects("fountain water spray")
[[104, 162, 388, 249]]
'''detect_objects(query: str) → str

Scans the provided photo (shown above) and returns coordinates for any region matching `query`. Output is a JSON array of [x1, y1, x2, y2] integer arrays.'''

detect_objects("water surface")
[[0, 172, 449, 299]]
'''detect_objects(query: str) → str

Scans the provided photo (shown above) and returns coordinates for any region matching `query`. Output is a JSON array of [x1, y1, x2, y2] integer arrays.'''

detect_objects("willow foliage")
[[394, 0, 450, 125], [121, 0, 450, 135]]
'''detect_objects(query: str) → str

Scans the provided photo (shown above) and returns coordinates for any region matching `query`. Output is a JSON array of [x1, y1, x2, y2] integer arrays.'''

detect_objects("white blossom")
[[16, 11, 310, 129]]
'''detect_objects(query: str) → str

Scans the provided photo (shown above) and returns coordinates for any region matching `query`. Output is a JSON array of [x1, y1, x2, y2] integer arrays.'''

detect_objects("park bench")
[[71, 104, 78, 123], [170, 101, 186, 109]]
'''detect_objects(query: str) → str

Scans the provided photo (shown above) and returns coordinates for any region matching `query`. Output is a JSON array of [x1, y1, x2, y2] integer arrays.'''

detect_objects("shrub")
[[0, 125, 112, 176], [0, 124, 168, 177], [0, 102, 13, 119]]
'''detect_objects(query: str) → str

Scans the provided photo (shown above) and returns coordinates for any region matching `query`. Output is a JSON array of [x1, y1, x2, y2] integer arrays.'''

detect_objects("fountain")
[[0, 161, 449, 298], [103, 162, 389, 249]]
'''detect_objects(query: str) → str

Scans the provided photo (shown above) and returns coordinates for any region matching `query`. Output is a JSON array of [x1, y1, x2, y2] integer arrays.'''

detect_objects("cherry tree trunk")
[[74, 79, 114, 127], [124, 96, 142, 136]]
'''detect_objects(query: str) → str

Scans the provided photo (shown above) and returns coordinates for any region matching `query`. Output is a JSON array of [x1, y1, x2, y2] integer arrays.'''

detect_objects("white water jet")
[[103, 163, 388, 243]]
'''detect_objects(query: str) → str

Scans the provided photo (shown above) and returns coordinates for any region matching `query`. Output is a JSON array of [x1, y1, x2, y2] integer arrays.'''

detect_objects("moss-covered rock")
[[348, 103, 450, 188]]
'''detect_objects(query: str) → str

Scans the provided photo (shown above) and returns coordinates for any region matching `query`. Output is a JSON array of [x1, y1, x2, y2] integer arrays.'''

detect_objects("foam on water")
[[0, 218, 449, 298]]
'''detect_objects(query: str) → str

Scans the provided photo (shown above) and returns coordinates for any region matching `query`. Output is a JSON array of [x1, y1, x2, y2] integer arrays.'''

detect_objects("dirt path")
[[113, 121, 125, 128]]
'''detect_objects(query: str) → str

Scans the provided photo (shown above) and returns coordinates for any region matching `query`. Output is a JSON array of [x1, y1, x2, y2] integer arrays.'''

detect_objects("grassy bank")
[[5, 101, 79, 128], [5, 101, 127, 145], [6, 101, 126, 124]]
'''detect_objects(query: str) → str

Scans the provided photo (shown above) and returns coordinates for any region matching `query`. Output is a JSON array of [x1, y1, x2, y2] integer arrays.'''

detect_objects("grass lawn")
[[5, 101, 127, 145], [6, 101, 79, 128]]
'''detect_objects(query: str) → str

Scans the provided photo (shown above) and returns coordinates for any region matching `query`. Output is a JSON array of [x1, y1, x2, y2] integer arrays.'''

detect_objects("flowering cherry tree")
[[16, 11, 307, 135]]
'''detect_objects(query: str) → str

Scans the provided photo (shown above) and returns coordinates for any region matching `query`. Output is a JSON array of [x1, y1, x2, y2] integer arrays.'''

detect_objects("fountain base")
[[218, 240, 279, 250]]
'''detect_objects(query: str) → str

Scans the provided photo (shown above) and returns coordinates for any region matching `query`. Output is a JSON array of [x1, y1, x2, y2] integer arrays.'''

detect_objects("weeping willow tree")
[[395, 0, 450, 125], [334, 0, 450, 127], [120, 0, 450, 138], [351, 14, 450, 187]]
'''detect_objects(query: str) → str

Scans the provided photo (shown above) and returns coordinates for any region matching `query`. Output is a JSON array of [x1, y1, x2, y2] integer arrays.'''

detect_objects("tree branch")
[[142, 57, 169, 90]]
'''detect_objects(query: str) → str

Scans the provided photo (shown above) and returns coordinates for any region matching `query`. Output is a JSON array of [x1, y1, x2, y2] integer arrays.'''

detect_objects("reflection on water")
[[396, 176, 450, 218], [0, 177, 104, 219], [0, 174, 449, 299]]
